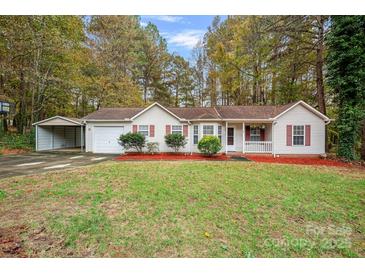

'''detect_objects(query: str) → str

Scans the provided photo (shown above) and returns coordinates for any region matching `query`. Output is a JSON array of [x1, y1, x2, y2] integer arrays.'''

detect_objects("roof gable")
[[33, 116, 82, 126], [273, 101, 330, 121], [131, 102, 185, 121]]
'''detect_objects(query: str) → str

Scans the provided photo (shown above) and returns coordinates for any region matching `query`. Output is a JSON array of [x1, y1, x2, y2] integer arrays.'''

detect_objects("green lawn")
[[0, 161, 364, 257]]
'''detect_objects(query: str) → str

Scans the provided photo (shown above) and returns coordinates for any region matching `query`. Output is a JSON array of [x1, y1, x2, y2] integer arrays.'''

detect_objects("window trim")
[[250, 127, 261, 142], [217, 125, 222, 143], [193, 125, 199, 145], [138, 125, 149, 137], [171, 125, 183, 135], [292, 125, 305, 146], [202, 124, 215, 136]]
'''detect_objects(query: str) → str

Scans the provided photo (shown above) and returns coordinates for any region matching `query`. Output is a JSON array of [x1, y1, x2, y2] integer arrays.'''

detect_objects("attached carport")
[[33, 116, 85, 152]]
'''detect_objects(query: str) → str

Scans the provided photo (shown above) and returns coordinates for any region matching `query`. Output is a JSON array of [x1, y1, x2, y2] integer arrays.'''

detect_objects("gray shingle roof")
[[82, 107, 143, 120], [82, 102, 298, 121]]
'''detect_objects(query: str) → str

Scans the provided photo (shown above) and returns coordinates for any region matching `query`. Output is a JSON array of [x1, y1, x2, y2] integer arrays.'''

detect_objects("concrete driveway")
[[0, 151, 117, 179]]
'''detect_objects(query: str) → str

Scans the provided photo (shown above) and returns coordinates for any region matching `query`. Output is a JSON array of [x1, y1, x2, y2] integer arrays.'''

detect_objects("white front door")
[[93, 126, 124, 154], [227, 127, 235, 151]]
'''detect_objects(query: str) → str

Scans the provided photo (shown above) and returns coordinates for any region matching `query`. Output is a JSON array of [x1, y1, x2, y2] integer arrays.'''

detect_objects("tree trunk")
[[361, 120, 365, 160], [175, 82, 179, 107], [143, 80, 148, 103], [315, 16, 326, 115], [17, 69, 27, 134], [315, 16, 328, 152]]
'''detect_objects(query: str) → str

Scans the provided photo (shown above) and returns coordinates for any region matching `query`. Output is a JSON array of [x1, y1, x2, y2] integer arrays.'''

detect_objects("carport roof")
[[33, 116, 83, 126]]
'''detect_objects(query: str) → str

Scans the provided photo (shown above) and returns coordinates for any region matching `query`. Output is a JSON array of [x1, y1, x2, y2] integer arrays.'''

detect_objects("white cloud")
[[166, 30, 205, 49], [154, 15, 183, 23], [140, 21, 148, 27]]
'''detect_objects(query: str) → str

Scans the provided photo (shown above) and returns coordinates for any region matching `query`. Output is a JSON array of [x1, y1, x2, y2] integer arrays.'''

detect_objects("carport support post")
[[80, 125, 84, 152], [35, 125, 38, 151]]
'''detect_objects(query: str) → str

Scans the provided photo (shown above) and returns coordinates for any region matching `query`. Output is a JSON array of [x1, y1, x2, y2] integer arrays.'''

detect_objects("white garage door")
[[93, 126, 124, 154]]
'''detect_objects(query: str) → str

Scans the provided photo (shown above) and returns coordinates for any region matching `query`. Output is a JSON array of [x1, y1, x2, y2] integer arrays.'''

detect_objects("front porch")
[[224, 122, 273, 154]]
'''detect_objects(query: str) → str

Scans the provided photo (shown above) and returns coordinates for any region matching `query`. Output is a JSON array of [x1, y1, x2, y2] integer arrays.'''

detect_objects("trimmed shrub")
[[146, 142, 159, 154], [198, 136, 222, 156], [165, 133, 187, 152], [118, 132, 145, 152]]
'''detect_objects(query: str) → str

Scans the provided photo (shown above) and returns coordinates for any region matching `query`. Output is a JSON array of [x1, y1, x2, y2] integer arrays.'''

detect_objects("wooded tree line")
[[0, 15, 364, 159]]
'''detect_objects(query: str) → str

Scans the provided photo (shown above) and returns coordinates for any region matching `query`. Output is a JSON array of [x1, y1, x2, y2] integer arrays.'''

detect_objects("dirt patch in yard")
[[0, 148, 30, 155], [0, 225, 28, 257]]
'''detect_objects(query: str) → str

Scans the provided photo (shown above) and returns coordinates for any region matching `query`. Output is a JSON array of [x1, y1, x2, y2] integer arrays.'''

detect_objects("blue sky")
[[140, 16, 226, 60]]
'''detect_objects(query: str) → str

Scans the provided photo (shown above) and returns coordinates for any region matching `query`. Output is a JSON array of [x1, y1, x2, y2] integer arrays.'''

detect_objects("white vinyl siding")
[[75, 127, 81, 147], [273, 104, 325, 155], [65, 127, 76, 147], [36, 125, 82, 151], [131, 104, 187, 152], [53, 126, 65, 149], [36, 126, 53, 151]]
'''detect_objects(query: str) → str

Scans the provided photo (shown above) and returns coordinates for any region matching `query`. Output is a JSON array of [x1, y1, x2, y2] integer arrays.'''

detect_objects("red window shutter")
[[150, 125, 155, 137], [132, 125, 138, 133], [245, 126, 250, 141], [286, 125, 292, 146], [166, 125, 171, 135], [305, 125, 311, 146], [183, 125, 188, 137], [260, 128, 265, 141]]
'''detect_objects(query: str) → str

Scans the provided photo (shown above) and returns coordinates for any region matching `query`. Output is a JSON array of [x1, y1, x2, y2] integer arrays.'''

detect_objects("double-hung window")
[[138, 125, 149, 137], [193, 125, 199, 144], [203, 125, 214, 136], [172, 125, 182, 135], [250, 127, 260, 141], [293, 125, 304, 146], [217, 125, 222, 143]]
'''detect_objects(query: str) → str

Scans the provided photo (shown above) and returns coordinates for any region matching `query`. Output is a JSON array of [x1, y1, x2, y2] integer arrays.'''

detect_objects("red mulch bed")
[[244, 155, 352, 167], [115, 153, 229, 161], [115, 152, 358, 168]]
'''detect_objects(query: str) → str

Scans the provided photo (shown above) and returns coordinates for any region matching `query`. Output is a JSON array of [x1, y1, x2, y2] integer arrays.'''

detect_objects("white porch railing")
[[245, 141, 272, 153]]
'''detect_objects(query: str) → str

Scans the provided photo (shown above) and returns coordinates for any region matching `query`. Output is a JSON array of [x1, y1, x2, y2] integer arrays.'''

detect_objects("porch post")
[[189, 124, 192, 155], [272, 122, 275, 157], [225, 121, 228, 155], [242, 122, 245, 154]]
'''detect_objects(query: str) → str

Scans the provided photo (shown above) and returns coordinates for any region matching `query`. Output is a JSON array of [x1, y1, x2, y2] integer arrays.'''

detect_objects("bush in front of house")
[[165, 133, 187, 152], [198, 136, 222, 156], [146, 142, 159, 154], [118, 132, 146, 152]]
